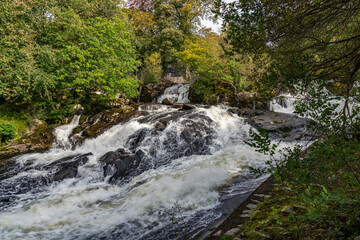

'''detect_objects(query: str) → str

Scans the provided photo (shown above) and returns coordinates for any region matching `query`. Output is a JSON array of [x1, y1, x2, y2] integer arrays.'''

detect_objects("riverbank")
[[203, 137, 360, 240], [198, 176, 275, 240]]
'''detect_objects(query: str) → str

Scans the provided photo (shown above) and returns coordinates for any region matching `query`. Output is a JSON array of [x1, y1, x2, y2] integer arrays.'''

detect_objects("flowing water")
[[269, 94, 298, 114], [270, 92, 359, 117], [156, 84, 190, 104], [0, 86, 298, 240]]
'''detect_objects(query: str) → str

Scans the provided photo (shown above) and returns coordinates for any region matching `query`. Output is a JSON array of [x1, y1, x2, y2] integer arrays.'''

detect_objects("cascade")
[[53, 115, 81, 149], [0, 86, 300, 240], [156, 84, 190, 104], [269, 94, 298, 114]]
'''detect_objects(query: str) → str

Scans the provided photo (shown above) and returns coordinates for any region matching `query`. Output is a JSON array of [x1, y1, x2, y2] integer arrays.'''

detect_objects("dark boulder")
[[139, 82, 175, 103], [100, 148, 144, 183], [46, 153, 92, 181], [0, 153, 92, 198], [162, 97, 176, 105], [127, 111, 215, 166], [181, 104, 196, 110], [246, 110, 309, 141]]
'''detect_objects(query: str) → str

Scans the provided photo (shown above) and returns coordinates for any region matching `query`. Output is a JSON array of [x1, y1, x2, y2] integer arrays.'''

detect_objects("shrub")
[[0, 122, 17, 143]]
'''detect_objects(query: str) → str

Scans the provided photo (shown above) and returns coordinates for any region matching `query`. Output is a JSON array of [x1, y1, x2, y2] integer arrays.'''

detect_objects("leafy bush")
[[142, 52, 163, 84], [0, 122, 16, 143]]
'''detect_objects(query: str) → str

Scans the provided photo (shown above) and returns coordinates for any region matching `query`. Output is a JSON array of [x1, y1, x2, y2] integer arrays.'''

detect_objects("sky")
[[200, 0, 235, 33], [201, 18, 223, 33]]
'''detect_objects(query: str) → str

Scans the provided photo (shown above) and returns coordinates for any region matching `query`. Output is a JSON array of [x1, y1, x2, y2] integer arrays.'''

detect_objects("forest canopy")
[[0, 0, 138, 106]]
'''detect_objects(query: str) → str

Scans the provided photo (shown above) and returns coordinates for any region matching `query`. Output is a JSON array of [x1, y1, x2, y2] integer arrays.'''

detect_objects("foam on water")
[[156, 84, 190, 104], [53, 115, 81, 149], [0, 104, 298, 240], [269, 94, 298, 114]]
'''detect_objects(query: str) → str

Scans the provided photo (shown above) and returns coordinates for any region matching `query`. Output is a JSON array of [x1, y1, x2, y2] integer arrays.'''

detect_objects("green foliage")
[[141, 52, 163, 84], [220, 0, 360, 239], [0, 122, 16, 143], [176, 33, 255, 103], [130, 0, 211, 69], [0, 0, 139, 123], [220, 0, 360, 99], [0, 0, 56, 103]]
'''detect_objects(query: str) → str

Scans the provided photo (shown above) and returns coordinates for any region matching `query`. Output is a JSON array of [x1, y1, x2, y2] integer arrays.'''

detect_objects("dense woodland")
[[0, 0, 360, 239], [0, 0, 256, 127]]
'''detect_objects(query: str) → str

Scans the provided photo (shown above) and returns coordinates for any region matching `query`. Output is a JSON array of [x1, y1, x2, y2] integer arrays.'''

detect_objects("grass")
[[227, 137, 360, 240], [0, 104, 29, 142]]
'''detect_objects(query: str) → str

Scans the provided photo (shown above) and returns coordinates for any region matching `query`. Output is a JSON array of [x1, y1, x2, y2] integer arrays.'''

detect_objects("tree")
[[49, 12, 139, 99], [219, 0, 360, 99], [0, 0, 56, 103], [128, 0, 153, 11], [0, 0, 139, 105], [176, 32, 254, 103], [129, 0, 213, 69], [141, 52, 163, 83]]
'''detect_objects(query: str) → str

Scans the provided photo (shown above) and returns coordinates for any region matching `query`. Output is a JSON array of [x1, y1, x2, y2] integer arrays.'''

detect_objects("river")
[[0, 85, 298, 240]]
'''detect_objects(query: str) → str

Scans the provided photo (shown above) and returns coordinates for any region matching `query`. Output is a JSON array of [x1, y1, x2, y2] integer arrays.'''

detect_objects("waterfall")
[[53, 115, 81, 149], [156, 84, 190, 104], [0, 100, 300, 240], [269, 94, 298, 114]]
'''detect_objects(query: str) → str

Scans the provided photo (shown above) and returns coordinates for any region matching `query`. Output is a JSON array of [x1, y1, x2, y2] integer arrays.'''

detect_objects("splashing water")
[[53, 115, 81, 149], [0, 104, 298, 240], [156, 84, 190, 104], [269, 94, 298, 114]]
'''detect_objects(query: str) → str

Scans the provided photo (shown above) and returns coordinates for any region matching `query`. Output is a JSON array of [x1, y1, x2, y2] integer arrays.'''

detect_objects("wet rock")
[[171, 104, 183, 109], [162, 97, 176, 105], [127, 111, 215, 168], [182, 104, 196, 110], [0, 153, 91, 197], [228, 107, 239, 115], [239, 109, 264, 117], [0, 158, 18, 181], [100, 148, 144, 183], [225, 228, 240, 235], [246, 110, 308, 141], [139, 81, 175, 103], [213, 230, 222, 236], [155, 122, 166, 130], [47, 153, 92, 181]]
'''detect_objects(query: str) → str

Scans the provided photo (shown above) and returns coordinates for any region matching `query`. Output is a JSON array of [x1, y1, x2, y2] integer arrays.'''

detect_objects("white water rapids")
[[156, 84, 190, 104], [0, 97, 298, 239]]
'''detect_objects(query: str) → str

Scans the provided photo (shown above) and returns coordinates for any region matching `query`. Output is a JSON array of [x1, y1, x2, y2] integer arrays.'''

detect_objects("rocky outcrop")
[[71, 107, 146, 146], [0, 122, 55, 159], [46, 153, 92, 181], [100, 148, 144, 183], [0, 153, 92, 198], [130, 110, 215, 159], [162, 97, 176, 105], [246, 110, 311, 141], [181, 104, 196, 110], [235, 92, 259, 108], [97, 109, 216, 184], [139, 81, 177, 103]]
